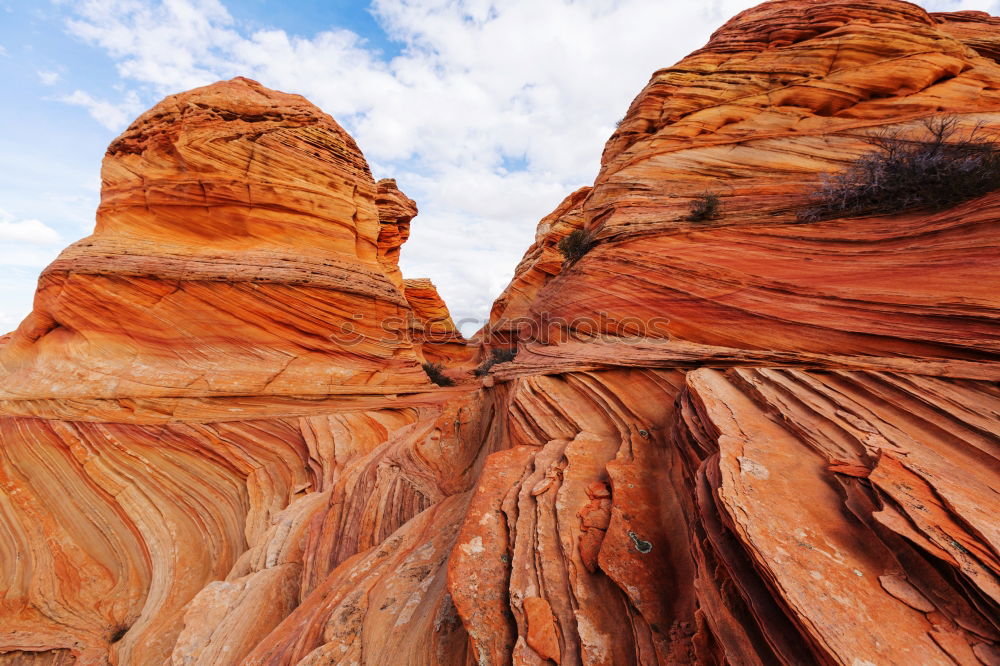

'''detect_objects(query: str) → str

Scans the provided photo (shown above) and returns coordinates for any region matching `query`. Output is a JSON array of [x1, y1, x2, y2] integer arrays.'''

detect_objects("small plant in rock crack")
[[474, 348, 517, 378], [422, 362, 455, 386], [686, 192, 721, 222], [799, 115, 1000, 222], [558, 228, 596, 264]]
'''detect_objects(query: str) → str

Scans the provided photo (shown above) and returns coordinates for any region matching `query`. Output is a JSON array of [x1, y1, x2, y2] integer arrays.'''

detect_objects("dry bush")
[[473, 348, 517, 378], [800, 116, 1000, 222], [687, 192, 721, 222], [558, 228, 596, 263], [422, 362, 454, 386]]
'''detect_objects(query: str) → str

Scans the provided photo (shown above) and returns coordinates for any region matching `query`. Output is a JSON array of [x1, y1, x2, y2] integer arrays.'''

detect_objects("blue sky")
[[0, 0, 993, 334]]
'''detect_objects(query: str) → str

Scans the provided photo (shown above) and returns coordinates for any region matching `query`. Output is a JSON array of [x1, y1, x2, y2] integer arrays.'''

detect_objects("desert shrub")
[[558, 229, 596, 263], [422, 362, 454, 386], [799, 116, 1000, 222], [474, 348, 517, 378], [686, 192, 721, 222]]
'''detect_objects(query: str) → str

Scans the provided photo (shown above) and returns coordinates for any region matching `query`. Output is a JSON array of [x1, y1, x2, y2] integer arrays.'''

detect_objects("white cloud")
[[921, 0, 1000, 9], [58, 88, 144, 131], [0, 267, 46, 334], [37, 69, 60, 85], [0, 313, 23, 334], [53, 0, 797, 325], [0, 245, 63, 267], [0, 213, 63, 331], [0, 210, 61, 245]]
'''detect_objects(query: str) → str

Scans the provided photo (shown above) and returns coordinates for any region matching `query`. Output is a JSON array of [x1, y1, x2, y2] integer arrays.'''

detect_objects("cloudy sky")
[[0, 0, 991, 334]]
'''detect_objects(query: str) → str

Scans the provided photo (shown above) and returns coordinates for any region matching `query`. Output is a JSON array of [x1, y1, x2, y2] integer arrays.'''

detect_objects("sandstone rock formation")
[[0, 77, 472, 664], [1, 76, 432, 419], [403, 278, 475, 365], [2, 0, 1000, 664], [480, 186, 590, 353], [375, 178, 417, 290]]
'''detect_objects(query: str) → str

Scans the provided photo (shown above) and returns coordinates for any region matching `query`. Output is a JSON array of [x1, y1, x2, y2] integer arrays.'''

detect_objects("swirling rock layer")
[[3, 1, 1000, 664], [487, 0, 1000, 363], [0, 77, 432, 412], [403, 278, 474, 365]]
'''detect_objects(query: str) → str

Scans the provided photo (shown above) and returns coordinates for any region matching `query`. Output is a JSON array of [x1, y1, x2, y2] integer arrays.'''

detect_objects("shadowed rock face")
[[403, 278, 475, 365], [2, 1, 1000, 664]]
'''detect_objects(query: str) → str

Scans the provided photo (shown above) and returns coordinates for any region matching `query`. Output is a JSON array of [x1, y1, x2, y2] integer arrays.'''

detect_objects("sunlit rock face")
[[3, 1, 1000, 664], [0, 76, 475, 664], [375, 177, 417, 291], [0, 76, 431, 416], [490, 0, 1000, 366]]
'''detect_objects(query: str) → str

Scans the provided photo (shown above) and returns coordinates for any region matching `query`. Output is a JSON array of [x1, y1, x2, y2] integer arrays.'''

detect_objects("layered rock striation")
[[2, 1, 1000, 664], [2, 78, 429, 416], [0, 77, 474, 664], [403, 278, 475, 365], [482, 0, 1000, 367]]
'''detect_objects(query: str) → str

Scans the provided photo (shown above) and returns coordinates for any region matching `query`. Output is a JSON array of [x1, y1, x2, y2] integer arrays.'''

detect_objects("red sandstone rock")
[[523, 597, 560, 663], [0, 77, 434, 416], [3, 1, 1000, 664], [480, 186, 590, 351], [375, 177, 417, 290], [497, 0, 1000, 362], [403, 278, 474, 365]]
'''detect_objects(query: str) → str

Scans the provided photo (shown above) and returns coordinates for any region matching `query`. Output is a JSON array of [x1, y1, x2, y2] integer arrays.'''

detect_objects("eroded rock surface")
[[403, 278, 474, 365], [1, 76, 432, 417], [2, 1, 1000, 664]]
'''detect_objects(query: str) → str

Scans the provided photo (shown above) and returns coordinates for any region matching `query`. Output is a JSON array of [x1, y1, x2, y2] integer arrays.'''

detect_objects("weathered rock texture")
[[403, 278, 475, 365], [2, 1, 1000, 664], [1, 77, 431, 415], [0, 77, 475, 665], [375, 178, 416, 290]]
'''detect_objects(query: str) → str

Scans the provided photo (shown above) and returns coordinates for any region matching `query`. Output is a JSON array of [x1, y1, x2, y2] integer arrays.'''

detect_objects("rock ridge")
[[1, 2, 999, 664]]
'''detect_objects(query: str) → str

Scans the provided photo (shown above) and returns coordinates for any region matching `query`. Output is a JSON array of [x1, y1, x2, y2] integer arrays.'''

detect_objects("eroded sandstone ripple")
[[2, 1, 999, 664]]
